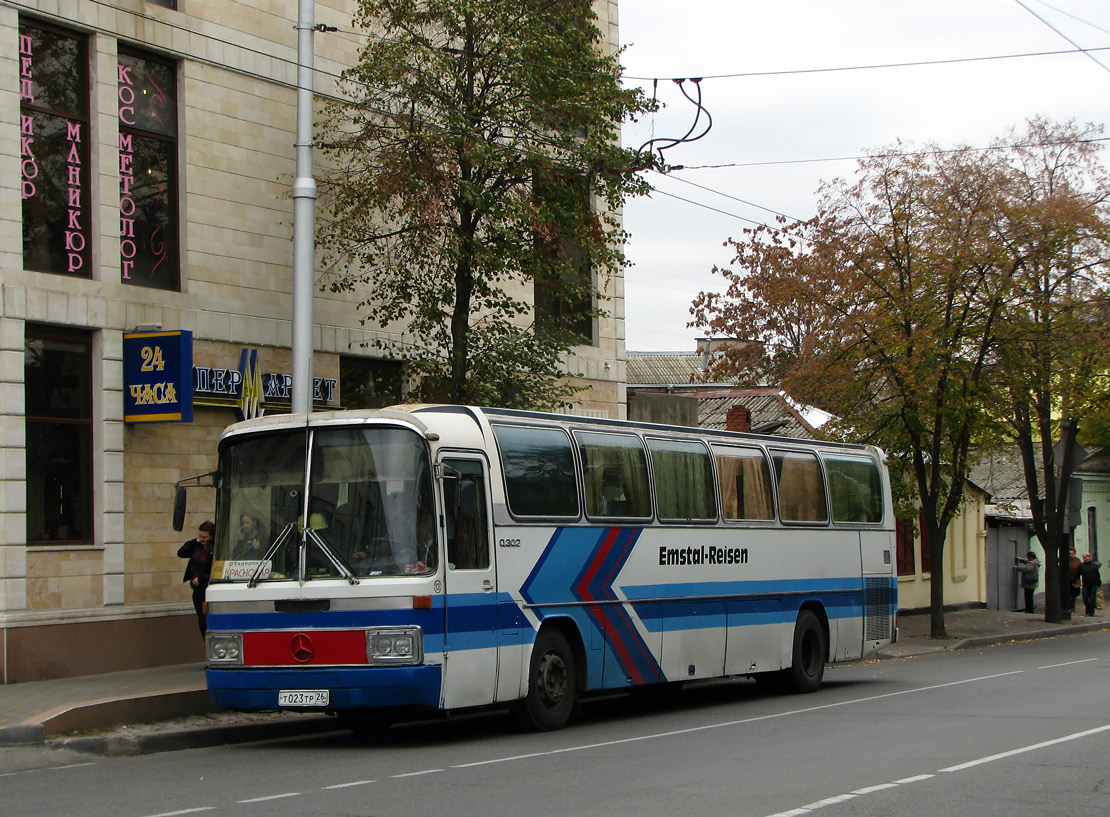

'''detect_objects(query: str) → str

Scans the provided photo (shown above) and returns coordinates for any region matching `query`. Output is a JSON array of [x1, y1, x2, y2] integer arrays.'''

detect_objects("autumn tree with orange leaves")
[[692, 119, 1110, 636]]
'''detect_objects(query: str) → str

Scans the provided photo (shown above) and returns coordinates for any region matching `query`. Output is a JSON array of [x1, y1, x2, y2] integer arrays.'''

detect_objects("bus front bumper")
[[206, 665, 442, 711]]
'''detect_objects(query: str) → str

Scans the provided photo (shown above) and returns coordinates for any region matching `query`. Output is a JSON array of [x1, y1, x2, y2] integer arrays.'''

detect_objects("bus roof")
[[218, 404, 881, 458]]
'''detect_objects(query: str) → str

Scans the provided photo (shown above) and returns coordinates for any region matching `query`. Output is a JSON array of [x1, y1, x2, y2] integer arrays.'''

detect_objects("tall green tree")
[[317, 0, 653, 408]]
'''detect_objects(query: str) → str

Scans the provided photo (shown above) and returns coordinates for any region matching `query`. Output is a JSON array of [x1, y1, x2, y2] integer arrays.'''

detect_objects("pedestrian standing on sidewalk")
[[1077, 552, 1102, 617], [1068, 547, 1082, 612], [178, 520, 215, 636], [1014, 551, 1040, 614]]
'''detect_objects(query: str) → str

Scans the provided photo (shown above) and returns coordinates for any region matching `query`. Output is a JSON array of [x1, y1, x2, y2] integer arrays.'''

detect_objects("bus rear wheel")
[[785, 609, 826, 693], [516, 628, 577, 731]]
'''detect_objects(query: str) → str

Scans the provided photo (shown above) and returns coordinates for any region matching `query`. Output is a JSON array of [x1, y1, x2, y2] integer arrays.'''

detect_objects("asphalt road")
[[2, 631, 1108, 817]]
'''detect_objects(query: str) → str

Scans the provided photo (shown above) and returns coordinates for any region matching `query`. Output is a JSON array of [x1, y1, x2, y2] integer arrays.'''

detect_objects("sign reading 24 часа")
[[123, 330, 193, 423]]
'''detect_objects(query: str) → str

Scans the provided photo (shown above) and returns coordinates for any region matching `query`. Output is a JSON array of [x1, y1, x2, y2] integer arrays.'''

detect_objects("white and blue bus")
[[176, 405, 897, 732]]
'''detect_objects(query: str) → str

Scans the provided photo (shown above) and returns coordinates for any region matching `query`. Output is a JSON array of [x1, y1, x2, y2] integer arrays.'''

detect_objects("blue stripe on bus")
[[621, 577, 865, 599], [208, 606, 446, 634]]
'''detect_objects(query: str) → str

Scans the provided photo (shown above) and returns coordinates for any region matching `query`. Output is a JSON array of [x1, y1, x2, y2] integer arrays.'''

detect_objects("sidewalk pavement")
[[0, 606, 1105, 755]]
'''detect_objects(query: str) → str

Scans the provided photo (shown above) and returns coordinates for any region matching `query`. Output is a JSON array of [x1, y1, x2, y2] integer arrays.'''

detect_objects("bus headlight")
[[206, 632, 244, 664], [366, 627, 423, 665]]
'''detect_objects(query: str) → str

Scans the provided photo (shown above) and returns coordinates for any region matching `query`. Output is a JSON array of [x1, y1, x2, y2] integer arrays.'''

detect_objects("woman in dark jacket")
[[178, 520, 215, 636]]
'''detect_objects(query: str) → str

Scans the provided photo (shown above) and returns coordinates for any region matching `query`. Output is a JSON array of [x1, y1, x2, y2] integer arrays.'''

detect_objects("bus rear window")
[[772, 450, 828, 523], [825, 455, 884, 523], [492, 425, 579, 517]]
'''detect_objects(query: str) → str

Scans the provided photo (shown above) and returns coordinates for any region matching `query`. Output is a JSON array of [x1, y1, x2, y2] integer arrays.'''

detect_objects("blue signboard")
[[123, 330, 194, 423]]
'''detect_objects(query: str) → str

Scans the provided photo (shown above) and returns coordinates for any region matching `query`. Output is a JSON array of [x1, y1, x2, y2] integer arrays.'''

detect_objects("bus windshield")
[[212, 425, 437, 582]]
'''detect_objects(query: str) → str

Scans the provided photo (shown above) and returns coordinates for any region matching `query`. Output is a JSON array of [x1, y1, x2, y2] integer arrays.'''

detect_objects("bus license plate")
[[278, 689, 329, 707]]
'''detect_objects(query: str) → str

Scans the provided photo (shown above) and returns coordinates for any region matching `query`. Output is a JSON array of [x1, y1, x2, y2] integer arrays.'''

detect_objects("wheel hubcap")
[[536, 650, 568, 708]]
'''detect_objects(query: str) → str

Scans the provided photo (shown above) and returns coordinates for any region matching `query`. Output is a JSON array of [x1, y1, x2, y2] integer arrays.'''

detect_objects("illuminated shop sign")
[[127, 335, 336, 422], [123, 330, 194, 423]]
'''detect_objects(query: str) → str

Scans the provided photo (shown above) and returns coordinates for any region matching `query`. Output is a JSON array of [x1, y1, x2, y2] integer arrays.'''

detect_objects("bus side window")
[[576, 431, 652, 519], [648, 437, 716, 522], [444, 459, 490, 570], [825, 455, 883, 523], [714, 446, 775, 521], [772, 450, 828, 523]]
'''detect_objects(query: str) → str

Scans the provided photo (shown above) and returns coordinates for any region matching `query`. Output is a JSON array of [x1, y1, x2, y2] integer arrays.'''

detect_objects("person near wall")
[[178, 520, 215, 636], [1068, 547, 1082, 612], [1077, 552, 1103, 617], [1014, 551, 1041, 615]]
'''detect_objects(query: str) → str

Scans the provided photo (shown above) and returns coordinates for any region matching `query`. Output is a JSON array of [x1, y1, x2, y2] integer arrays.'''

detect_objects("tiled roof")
[[970, 448, 1029, 503], [625, 353, 706, 386], [692, 388, 817, 439]]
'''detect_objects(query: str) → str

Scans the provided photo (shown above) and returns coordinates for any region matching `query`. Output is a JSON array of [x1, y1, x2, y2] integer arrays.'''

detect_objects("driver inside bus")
[[350, 493, 429, 575]]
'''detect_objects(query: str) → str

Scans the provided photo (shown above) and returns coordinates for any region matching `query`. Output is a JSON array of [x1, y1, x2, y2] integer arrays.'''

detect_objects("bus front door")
[[440, 456, 500, 709]]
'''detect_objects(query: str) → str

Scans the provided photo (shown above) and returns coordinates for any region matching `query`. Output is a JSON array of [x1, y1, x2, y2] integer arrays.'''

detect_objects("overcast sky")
[[618, 0, 1110, 352]]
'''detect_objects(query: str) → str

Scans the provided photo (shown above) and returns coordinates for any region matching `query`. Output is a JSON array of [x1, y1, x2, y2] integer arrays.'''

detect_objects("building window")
[[25, 326, 93, 544], [118, 49, 179, 289], [533, 171, 595, 344], [896, 518, 915, 576], [147, 0, 177, 8], [19, 20, 90, 277], [339, 356, 403, 409]]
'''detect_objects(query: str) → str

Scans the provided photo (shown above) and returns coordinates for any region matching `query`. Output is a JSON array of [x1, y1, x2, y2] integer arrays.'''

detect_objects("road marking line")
[[851, 783, 898, 794], [894, 774, 934, 784], [391, 769, 443, 778], [1037, 657, 1100, 669], [452, 671, 1024, 769], [323, 780, 376, 789], [939, 723, 1110, 772], [803, 793, 857, 808], [764, 723, 1110, 817], [237, 792, 302, 803], [0, 762, 97, 778]]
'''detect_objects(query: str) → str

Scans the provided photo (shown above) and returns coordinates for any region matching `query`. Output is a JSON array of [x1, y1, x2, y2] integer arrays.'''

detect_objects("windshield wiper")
[[306, 529, 360, 586], [247, 521, 295, 588]]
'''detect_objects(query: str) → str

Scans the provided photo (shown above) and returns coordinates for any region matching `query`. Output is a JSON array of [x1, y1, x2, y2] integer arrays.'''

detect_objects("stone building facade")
[[0, 0, 626, 683]]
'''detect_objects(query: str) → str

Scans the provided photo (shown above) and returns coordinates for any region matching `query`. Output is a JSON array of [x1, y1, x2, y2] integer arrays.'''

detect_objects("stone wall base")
[[2, 614, 205, 684]]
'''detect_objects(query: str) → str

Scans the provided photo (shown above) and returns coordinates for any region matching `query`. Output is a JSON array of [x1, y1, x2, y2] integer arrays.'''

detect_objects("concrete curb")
[[0, 688, 215, 747], [952, 620, 1110, 651], [878, 619, 1110, 659], [52, 715, 339, 757]]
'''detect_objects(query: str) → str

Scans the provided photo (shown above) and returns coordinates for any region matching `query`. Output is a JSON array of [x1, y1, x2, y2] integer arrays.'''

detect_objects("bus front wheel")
[[516, 628, 577, 731], [785, 609, 826, 693]]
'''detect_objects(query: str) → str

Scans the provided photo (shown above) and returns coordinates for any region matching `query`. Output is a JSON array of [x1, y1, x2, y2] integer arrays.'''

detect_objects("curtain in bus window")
[[715, 448, 775, 520], [772, 451, 828, 523], [648, 438, 716, 521], [577, 432, 651, 519]]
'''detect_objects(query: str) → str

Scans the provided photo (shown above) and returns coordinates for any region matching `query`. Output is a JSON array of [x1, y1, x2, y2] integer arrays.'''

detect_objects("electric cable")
[[1014, 0, 1110, 75]]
